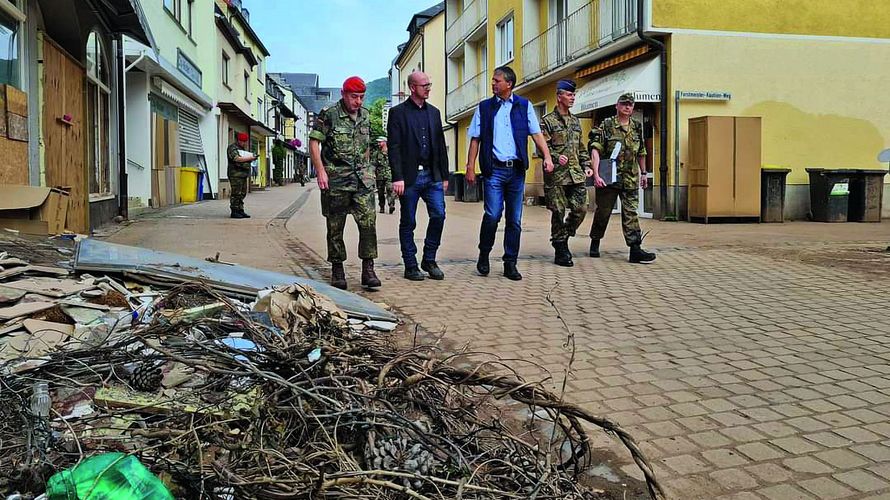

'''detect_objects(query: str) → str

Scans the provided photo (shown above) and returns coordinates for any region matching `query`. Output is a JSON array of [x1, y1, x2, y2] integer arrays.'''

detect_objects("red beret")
[[236, 132, 249, 142], [342, 76, 366, 93]]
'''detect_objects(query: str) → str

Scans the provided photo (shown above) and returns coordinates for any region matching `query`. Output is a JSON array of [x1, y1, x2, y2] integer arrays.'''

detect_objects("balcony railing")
[[446, 70, 488, 120], [446, 0, 488, 53], [521, 0, 638, 83]]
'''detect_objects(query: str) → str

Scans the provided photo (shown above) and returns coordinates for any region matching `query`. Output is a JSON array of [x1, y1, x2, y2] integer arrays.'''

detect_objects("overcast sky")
[[248, 0, 436, 87]]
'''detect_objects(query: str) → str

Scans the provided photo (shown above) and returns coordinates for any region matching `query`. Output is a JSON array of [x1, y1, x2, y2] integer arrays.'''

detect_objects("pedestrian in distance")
[[540, 79, 594, 267], [309, 76, 382, 290], [465, 66, 554, 281], [372, 137, 396, 214], [227, 132, 257, 219], [588, 92, 656, 263], [387, 71, 449, 281]]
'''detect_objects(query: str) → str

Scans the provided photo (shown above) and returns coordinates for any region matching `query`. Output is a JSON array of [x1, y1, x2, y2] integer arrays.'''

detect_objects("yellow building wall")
[[487, 0, 522, 78], [669, 34, 890, 186], [398, 38, 422, 98], [653, 0, 890, 39], [423, 13, 447, 112]]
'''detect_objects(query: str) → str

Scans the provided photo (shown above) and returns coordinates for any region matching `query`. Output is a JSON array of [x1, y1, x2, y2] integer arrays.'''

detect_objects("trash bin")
[[848, 169, 887, 222], [446, 172, 457, 197], [180, 167, 202, 203], [453, 173, 465, 201], [806, 168, 853, 222], [761, 167, 791, 223]]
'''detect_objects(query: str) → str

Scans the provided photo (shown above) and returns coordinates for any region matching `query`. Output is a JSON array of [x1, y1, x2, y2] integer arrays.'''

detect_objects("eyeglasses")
[[412, 83, 432, 89]]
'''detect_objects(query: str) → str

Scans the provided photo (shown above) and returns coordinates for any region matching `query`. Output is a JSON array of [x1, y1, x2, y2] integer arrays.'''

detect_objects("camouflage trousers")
[[321, 188, 378, 263], [589, 185, 642, 246], [545, 182, 588, 242], [229, 176, 248, 212], [376, 179, 395, 211]]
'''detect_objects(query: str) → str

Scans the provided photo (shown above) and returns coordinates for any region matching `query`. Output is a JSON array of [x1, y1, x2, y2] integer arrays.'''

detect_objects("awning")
[[572, 57, 661, 115], [217, 102, 277, 137], [99, 0, 155, 48], [154, 78, 210, 115]]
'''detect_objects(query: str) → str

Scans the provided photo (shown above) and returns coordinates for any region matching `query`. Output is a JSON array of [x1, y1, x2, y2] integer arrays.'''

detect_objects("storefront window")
[[0, 11, 20, 87], [86, 32, 111, 196]]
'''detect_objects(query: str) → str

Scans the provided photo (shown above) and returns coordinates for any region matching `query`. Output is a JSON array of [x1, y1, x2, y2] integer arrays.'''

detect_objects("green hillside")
[[364, 77, 390, 104]]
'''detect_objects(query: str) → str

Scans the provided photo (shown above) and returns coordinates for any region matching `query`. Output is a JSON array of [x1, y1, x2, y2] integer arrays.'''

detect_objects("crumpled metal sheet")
[[73, 239, 396, 322]]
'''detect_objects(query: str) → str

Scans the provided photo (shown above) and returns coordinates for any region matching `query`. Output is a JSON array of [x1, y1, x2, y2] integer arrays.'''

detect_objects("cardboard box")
[[0, 185, 70, 234]]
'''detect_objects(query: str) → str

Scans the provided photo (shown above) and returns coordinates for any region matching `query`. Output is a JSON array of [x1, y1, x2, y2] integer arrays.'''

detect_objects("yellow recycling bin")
[[180, 167, 202, 203]]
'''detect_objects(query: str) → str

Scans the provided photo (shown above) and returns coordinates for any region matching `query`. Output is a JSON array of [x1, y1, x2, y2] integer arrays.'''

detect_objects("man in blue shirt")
[[466, 66, 554, 281]]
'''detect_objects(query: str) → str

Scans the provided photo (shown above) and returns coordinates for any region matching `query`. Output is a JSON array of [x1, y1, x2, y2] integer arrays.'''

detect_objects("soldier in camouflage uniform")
[[587, 92, 656, 263], [308, 76, 381, 290], [372, 137, 395, 214], [541, 79, 594, 267], [227, 132, 257, 219]]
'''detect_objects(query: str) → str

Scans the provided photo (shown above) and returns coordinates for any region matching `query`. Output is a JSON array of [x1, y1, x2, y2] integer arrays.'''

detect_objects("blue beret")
[[557, 79, 576, 92]]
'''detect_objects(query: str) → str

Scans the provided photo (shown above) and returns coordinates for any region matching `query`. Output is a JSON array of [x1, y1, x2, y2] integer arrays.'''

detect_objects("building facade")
[[0, 0, 152, 233], [445, 0, 890, 219]]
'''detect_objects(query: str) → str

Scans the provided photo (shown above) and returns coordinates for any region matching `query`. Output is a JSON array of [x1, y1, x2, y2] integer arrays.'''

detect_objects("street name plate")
[[678, 91, 732, 101]]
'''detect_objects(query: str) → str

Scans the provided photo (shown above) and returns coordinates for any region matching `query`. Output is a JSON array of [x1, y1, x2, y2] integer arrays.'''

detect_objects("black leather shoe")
[[404, 266, 426, 281], [503, 262, 522, 281], [379, 207, 385, 214], [239, 211, 251, 218], [421, 260, 445, 280], [589, 238, 601, 258], [629, 245, 656, 264], [476, 254, 490, 276], [230, 211, 247, 219], [388, 206, 395, 214], [554, 241, 573, 267]]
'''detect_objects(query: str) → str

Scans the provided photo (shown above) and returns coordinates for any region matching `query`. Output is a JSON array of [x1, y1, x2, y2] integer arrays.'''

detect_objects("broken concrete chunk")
[[0, 301, 56, 320], [364, 320, 398, 332]]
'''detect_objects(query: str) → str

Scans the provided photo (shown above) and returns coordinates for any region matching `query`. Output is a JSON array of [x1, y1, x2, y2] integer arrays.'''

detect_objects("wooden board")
[[0, 301, 55, 320], [2, 277, 94, 298], [43, 35, 88, 233], [5, 84, 27, 116], [6, 113, 27, 141]]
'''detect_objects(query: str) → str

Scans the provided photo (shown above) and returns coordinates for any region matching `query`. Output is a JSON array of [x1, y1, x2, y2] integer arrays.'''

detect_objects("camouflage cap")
[[617, 92, 635, 104]]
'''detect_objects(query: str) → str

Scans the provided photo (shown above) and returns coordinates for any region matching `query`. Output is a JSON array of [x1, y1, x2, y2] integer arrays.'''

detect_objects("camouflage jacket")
[[227, 143, 251, 179], [541, 107, 590, 186], [308, 99, 374, 191], [371, 145, 391, 182], [588, 116, 646, 190]]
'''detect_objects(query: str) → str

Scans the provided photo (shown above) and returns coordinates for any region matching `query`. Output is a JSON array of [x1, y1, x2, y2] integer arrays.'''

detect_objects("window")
[[164, 0, 181, 22], [0, 11, 20, 87], [187, 0, 194, 36], [533, 102, 546, 157], [86, 32, 111, 196], [244, 71, 249, 101], [221, 52, 230, 87], [496, 15, 514, 65], [257, 98, 263, 121]]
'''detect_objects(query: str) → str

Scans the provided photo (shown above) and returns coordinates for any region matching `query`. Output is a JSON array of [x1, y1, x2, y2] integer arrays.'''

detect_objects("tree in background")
[[368, 97, 386, 139]]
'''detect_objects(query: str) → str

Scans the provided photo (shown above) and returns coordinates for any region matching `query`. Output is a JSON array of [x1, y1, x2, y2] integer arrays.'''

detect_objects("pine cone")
[[130, 362, 163, 392], [364, 428, 439, 488]]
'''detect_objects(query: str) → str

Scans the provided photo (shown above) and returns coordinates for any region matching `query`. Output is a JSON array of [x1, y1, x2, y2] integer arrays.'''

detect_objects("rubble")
[[0, 234, 664, 499]]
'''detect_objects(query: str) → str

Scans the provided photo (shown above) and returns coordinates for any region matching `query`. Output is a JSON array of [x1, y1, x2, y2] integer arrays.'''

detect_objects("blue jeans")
[[479, 167, 525, 263], [399, 169, 446, 268]]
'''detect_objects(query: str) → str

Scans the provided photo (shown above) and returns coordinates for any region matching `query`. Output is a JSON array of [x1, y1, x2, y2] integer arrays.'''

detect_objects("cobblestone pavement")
[[110, 184, 890, 499]]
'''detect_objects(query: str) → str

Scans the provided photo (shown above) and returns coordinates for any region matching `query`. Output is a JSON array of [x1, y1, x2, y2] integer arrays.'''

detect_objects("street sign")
[[678, 91, 732, 101]]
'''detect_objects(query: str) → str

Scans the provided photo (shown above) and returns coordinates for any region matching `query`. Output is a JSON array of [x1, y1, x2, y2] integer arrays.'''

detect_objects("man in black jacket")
[[387, 72, 449, 281]]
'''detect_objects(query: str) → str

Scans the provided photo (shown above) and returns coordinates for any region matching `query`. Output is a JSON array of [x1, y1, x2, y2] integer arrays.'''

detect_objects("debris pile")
[[0, 239, 663, 499]]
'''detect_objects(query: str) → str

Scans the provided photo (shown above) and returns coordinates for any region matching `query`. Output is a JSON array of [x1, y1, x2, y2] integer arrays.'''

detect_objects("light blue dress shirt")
[[468, 94, 542, 162]]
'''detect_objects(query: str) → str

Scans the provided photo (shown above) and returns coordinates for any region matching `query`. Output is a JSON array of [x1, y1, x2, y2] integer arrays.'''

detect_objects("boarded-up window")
[[86, 32, 111, 196]]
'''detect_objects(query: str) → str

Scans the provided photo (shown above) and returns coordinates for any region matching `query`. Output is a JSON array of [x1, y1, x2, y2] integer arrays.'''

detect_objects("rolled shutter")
[[178, 109, 204, 155]]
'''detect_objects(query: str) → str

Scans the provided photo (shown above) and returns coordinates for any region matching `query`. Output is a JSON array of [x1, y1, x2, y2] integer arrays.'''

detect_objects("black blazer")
[[387, 100, 449, 186]]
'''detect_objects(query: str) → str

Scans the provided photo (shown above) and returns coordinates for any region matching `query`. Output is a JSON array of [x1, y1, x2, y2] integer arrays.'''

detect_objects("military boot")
[[331, 263, 347, 290], [361, 259, 382, 288], [553, 241, 573, 267], [629, 245, 656, 264], [589, 238, 601, 258]]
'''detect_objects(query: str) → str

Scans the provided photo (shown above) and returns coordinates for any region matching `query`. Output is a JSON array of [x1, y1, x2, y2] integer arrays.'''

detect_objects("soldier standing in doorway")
[[309, 76, 382, 290], [587, 92, 656, 263], [541, 79, 594, 267], [227, 132, 257, 219]]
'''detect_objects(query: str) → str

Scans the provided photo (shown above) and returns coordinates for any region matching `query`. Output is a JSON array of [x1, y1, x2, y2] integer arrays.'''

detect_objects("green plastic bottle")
[[45, 453, 174, 500]]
